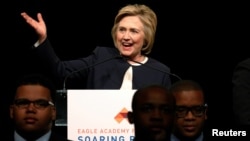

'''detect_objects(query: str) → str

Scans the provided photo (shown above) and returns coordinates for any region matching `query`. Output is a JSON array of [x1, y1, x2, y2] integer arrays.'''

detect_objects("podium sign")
[[67, 90, 136, 141]]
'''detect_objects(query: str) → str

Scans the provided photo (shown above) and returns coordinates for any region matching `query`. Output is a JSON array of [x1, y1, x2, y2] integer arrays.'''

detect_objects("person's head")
[[111, 4, 157, 60], [127, 84, 175, 141], [9, 73, 56, 139], [169, 80, 207, 140]]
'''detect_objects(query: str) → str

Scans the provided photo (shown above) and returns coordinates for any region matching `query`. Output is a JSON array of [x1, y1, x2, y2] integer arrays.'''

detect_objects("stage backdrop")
[[67, 90, 136, 141]]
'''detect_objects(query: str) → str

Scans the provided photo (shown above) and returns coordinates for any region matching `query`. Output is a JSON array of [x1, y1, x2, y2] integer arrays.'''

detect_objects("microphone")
[[123, 57, 182, 81], [59, 54, 122, 94], [55, 54, 122, 126]]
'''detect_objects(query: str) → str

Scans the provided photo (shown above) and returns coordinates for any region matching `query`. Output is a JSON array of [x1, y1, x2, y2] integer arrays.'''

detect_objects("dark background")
[[2, 0, 250, 138]]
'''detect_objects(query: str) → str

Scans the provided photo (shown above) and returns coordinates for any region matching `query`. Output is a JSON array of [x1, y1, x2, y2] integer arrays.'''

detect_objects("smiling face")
[[115, 16, 145, 61], [10, 85, 56, 134]]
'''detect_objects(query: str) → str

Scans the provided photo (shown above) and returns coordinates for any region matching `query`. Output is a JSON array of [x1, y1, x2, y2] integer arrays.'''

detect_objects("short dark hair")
[[169, 80, 206, 103], [13, 73, 56, 102], [131, 84, 175, 111], [170, 80, 203, 93]]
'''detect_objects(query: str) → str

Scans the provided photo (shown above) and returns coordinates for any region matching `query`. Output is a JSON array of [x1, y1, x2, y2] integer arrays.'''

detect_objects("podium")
[[55, 90, 136, 141]]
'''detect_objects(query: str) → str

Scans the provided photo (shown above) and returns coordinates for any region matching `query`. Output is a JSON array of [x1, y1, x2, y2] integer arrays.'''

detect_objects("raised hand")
[[21, 12, 47, 44]]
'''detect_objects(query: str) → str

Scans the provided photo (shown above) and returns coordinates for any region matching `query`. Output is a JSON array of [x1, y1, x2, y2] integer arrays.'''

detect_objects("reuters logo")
[[114, 107, 128, 123]]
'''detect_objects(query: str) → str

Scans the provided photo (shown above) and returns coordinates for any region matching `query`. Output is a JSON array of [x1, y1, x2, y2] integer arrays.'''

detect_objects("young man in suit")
[[8, 73, 70, 141], [127, 84, 175, 141], [170, 80, 208, 141]]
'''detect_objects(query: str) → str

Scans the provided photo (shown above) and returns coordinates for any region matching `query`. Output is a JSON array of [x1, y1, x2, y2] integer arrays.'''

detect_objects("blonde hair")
[[111, 4, 157, 55]]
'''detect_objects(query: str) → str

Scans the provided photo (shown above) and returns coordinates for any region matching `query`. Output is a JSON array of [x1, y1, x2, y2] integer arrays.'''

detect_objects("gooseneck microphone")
[[123, 57, 182, 81], [58, 55, 181, 94], [55, 54, 122, 127], [60, 55, 122, 93]]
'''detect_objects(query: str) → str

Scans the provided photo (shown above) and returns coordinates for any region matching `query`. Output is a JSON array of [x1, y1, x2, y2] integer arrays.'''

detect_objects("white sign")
[[67, 90, 136, 141]]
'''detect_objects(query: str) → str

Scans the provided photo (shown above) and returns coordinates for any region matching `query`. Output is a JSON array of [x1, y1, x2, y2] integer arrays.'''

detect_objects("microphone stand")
[[124, 57, 182, 81]]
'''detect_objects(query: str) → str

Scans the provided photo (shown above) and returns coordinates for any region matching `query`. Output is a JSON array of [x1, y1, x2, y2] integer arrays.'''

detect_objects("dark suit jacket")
[[232, 58, 250, 125], [49, 131, 71, 141], [4, 130, 71, 141], [33, 39, 171, 89]]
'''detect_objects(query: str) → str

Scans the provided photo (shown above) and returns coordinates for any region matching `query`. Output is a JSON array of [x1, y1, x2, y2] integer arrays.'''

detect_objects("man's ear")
[[127, 111, 134, 124], [9, 105, 14, 119], [51, 106, 56, 121], [204, 107, 208, 120]]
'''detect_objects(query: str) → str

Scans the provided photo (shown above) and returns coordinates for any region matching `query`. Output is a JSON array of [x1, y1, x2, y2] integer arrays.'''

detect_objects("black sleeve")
[[232, 58, 250, 125]]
